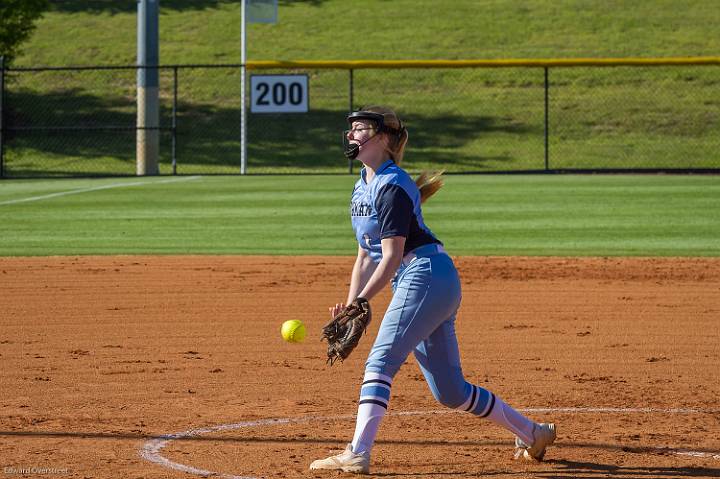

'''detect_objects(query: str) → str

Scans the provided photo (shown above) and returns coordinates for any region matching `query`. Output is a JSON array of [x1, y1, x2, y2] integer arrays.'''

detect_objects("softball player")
[[310, 106, 556, 474]]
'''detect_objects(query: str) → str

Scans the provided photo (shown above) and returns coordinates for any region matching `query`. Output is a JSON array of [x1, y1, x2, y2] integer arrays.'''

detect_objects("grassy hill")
[[4, 0, 719, 176], [17, 0, 720, 65]]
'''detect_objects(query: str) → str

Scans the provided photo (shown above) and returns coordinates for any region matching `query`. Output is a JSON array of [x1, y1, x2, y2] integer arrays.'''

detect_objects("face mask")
[[342, 131, 377, 160]]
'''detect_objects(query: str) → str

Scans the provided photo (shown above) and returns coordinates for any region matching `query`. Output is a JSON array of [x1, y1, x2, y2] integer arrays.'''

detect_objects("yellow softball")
[[281, 319, 306, 343]]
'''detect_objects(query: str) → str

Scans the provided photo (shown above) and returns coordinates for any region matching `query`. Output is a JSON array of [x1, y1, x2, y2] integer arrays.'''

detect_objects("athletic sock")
[[482, 393, 536, 445], [460, 385, 536, 445], [350, 371, 392, 455]]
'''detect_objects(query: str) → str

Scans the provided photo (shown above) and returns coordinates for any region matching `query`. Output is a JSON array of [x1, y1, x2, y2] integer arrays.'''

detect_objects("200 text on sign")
[[250, 74, 308, 113]]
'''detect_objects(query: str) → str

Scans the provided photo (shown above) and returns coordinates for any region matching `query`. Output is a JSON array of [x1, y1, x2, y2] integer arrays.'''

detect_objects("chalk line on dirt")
[[140, 407, 720, 478]]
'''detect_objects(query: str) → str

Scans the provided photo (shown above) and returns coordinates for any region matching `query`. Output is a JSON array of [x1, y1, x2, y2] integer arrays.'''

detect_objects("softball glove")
[[321, 297, 371, 365]]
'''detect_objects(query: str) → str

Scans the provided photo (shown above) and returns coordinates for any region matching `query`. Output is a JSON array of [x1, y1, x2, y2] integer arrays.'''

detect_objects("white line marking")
[[139, 407, 720, 478], [676, 451, 720, 460], [0, 176, 201, 206], [519, 406, 719, 414], [140, 418, 314, 479]]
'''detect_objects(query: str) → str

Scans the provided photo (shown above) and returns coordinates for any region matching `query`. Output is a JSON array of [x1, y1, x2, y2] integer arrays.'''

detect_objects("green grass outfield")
[[1, 175, 718, 257]]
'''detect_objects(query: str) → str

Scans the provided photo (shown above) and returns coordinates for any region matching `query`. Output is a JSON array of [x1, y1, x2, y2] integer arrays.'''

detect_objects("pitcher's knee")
[[429, 380, 472, 409], [365, 356, 402, 380]]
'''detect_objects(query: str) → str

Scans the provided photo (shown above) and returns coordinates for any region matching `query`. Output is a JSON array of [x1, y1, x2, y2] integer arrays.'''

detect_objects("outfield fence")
[[1, 57, 719, 177]]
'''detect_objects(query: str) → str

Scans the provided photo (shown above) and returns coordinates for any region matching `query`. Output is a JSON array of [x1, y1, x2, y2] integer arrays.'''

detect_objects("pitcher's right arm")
[[345, 245, 378, 306]]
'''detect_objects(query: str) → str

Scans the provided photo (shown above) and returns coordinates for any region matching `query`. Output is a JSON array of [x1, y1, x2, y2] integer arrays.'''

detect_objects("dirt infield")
[[1, 255, 719, 478]]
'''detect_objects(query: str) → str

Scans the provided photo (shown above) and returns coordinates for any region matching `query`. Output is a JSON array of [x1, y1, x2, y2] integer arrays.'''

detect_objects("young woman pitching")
[[311, 106, 556, 474]]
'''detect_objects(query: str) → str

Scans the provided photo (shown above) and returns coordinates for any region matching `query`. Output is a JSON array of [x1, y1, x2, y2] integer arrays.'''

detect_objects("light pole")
[[137, 0, 160, 176]]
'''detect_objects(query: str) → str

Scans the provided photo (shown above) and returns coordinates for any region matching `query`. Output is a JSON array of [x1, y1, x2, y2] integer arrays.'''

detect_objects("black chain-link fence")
[[1, 60, 718, 178]]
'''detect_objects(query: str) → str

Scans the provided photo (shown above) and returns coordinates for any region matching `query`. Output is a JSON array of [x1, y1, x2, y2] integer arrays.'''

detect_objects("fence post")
[[348, 68, 354, 174], [0, 56, 5, 179], [172, 66, 178, 175], [544, 66, 550, 171]]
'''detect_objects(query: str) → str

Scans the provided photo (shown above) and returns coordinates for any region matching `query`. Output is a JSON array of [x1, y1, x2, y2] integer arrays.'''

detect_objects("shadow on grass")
[[3, 87, 539, 177]]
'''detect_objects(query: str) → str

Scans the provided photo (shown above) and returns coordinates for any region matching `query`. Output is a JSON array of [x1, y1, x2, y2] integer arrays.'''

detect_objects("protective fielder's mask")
[[343, 111, 387, 160]]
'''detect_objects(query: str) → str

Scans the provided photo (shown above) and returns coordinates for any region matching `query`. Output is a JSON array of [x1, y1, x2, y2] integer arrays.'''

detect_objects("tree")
[[0, 0, 49, 64]]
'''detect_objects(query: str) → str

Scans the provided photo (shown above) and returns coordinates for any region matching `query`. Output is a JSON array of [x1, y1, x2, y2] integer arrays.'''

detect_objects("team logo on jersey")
[[350, 201, 372, 217]]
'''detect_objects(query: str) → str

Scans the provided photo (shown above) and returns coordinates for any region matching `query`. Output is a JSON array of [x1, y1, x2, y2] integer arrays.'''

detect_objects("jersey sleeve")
[[374, 183, 414, 239]]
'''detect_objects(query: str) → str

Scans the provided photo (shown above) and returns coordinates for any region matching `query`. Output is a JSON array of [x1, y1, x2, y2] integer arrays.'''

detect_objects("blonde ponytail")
[[415, 170, 445, 203]]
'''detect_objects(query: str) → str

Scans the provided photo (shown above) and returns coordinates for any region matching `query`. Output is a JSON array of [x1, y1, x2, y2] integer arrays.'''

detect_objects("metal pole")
[[137, 0, 160, 176], [240, 0, 247, 175], [349, 68, 354, 113], [348, 68, 353, 174], [0, 56, 5, 179], [544, 67, 549, 171], [172, 66, 178, 175]]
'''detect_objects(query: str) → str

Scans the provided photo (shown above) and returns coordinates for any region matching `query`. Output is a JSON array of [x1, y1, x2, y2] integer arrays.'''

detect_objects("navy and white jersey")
[[351, 159, 441, 262]]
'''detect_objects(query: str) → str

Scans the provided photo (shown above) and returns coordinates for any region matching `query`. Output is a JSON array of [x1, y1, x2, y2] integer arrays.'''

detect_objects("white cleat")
[[310, 444, 370, 474], [514, 423, 556, 461]]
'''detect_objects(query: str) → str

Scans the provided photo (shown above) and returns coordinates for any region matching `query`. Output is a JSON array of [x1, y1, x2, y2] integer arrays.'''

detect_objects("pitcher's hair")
[[362, 105, 444, 203], [414, 170, 445, 204], [362, 105, 408, 165]]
